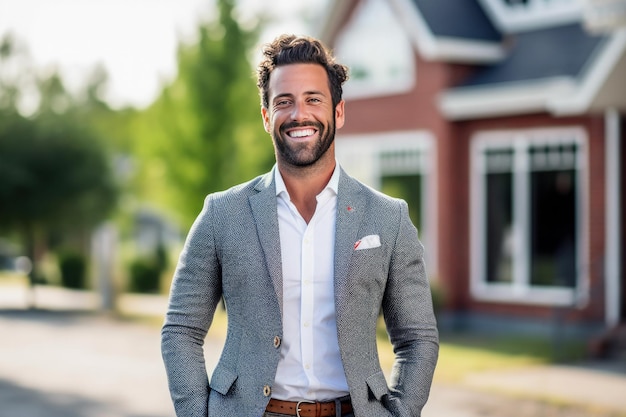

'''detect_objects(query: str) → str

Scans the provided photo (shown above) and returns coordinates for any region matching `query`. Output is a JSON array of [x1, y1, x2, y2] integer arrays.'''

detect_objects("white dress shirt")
[[272, 165, 350, 401]]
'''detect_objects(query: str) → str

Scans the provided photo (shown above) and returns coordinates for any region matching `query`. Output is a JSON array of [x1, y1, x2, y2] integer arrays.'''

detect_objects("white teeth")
[[288, 129, 315, 138]]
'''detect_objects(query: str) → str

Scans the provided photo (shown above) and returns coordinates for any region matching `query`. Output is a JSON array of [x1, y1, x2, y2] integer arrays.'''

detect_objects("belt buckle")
[[296, 399, 315, 417]]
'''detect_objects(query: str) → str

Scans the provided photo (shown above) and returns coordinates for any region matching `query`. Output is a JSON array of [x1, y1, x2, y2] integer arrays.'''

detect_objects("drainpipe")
[[605, 108, 621, 327]]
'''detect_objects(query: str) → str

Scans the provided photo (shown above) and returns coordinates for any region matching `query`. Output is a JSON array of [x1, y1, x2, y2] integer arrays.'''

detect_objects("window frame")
[[470, 127, 589, 306]]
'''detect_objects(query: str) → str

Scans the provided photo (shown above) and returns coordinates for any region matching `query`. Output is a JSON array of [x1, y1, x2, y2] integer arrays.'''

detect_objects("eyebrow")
[[272, 90, 327, 102]]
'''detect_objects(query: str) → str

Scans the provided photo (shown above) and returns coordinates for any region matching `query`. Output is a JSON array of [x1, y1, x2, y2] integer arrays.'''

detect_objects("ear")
[[334, 100, 345, 130], [261, 107, 270, 133]]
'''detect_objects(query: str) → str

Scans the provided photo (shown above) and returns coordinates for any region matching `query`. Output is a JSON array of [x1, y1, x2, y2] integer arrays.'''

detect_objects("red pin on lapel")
[[347, 206, 354, 212]]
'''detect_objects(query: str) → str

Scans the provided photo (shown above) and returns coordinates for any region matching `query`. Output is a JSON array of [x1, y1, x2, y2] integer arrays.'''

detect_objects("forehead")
[[268, 63, 330, 97]]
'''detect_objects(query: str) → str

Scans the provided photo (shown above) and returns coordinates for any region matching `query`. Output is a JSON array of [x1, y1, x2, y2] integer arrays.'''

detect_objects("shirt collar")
[[274, 162, 340, 198]]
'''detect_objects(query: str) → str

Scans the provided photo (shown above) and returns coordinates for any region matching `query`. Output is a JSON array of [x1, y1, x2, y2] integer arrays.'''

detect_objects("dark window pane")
[[530, 170, 577, 287], [486, 172, 513, 283], [381, 175, 422, 231]]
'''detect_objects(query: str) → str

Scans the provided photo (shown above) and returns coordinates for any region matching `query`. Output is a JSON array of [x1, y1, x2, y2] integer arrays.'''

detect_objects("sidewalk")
[[1, 285, 625, 417]]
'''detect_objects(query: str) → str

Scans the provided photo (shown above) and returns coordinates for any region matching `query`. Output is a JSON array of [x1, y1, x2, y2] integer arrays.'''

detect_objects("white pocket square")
[[354, 234, 381, 250]]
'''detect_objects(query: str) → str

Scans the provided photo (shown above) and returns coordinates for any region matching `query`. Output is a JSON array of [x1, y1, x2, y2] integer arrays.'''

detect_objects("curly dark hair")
[[256, 34, 349, 110]]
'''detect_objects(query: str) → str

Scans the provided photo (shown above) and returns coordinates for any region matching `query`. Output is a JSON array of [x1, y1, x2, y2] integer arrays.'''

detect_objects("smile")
[[287, 128, 316, 138]]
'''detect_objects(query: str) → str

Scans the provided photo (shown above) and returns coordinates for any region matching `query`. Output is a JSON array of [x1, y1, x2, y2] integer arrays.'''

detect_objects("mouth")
[[286, 127, 317, 140]]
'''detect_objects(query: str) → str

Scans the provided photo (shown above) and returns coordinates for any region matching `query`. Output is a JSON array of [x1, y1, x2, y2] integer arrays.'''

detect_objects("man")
[[161, 34, 439, 417]]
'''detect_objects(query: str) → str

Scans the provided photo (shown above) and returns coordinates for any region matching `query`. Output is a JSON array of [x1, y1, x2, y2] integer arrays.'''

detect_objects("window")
[[481, 0, 582, 31], [501, 0, 576, 8], [471, 128, 587, 306], [484, 149, 514, 284]]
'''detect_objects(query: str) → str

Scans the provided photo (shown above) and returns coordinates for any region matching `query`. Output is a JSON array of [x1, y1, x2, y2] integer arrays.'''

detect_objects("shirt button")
[[263, 385, 271, 397], [273, 336, 281, 348]]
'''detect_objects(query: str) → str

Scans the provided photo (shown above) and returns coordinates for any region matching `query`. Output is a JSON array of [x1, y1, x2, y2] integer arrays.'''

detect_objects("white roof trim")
[[477, 0, 584, 34], [439, 78, 577, 120], [427, 37, 506, 63], [548, 28, 626, 115], [390, 0, 506, 63]]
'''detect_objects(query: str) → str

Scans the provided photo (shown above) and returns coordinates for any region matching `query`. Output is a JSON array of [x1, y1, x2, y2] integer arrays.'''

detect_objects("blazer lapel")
[[334, 169, 365, 312], [249, 169, 284, 313], [247, 167, 364, 317]]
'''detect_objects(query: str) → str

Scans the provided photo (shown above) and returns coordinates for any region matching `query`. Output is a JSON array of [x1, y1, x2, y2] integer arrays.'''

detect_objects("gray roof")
[[460, 23, 607, 87], [411, 0, 502, 42]]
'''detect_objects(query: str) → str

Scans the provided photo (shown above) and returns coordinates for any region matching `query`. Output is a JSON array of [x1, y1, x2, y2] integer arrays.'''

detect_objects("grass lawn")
[[203, 309, 583, 384], [375, 318, 586, 383]]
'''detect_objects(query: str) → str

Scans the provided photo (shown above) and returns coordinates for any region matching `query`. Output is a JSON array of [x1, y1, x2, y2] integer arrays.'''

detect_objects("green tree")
[[0, 34, 118, 289], [0, 114, 117, 282], [132, 0, 273, 226]]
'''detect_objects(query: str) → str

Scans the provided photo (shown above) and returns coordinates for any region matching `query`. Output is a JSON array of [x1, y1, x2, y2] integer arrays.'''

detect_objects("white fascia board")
[[316, 0, 355, 43], [477, 0, 584, 34], [429, 37, 506, 63], [548, 29, 626, 115], [439, 78, 577, 120], [390, 0, 505, 63]]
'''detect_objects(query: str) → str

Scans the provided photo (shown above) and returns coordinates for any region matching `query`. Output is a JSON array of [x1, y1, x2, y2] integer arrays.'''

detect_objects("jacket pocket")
[[365, 371, 389, 401], [209, 365, 237, 395]]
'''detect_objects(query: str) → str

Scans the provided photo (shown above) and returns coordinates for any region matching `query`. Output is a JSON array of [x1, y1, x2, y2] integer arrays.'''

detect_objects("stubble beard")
[[273, 119, 336, 168]]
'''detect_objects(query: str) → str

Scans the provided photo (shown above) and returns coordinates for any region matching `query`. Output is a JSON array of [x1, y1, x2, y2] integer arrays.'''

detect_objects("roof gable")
[[318, 0, 626, 117], [333, 0, 416, 99]]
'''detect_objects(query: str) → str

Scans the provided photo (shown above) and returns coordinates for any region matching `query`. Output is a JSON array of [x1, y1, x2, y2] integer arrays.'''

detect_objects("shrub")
[[128, 257, 161, 294], [58, 251, 87, 289]]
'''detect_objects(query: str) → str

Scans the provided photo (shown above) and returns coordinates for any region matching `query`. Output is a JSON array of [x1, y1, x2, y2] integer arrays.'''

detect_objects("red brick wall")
[[340, 56, 474, 135]]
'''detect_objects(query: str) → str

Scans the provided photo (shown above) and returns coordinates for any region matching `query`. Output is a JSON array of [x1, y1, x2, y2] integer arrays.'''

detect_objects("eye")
[[274, 99, 291, 108]]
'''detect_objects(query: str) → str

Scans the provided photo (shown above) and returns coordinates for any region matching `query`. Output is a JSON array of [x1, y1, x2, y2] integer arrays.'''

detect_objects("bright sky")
[[0, 0, 329, 109]]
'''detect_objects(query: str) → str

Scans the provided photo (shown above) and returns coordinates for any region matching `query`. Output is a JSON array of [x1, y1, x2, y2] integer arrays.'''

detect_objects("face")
[[262, 63, 345, 168]]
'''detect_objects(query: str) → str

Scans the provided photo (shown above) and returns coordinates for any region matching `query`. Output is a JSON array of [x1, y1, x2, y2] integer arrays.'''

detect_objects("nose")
[[290, 100, 309, 121]]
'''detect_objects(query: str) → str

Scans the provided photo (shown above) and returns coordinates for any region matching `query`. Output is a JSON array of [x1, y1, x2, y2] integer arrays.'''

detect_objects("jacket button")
[[263, 385, 271, 397], [273, 336, 281, 348]]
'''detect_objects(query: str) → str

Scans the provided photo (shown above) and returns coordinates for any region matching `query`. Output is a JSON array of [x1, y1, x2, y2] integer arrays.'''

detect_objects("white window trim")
[[478, 0, 583, 33], [336, 130, 438, 280], [470, 126, 589, 307]]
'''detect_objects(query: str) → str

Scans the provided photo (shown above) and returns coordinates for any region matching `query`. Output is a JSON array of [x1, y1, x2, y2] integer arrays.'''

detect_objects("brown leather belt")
[[266, 397, 352, 417]]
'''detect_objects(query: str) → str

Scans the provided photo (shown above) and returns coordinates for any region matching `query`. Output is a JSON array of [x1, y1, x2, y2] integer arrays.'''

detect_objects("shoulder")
[[206, 172, 272, 203]]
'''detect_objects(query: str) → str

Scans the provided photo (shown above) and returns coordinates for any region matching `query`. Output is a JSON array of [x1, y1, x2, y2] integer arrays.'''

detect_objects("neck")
[[277, 156, 336, 223]]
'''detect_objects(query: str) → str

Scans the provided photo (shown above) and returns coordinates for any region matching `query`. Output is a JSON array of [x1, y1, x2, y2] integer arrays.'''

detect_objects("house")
[[318, 0, 626, 349]]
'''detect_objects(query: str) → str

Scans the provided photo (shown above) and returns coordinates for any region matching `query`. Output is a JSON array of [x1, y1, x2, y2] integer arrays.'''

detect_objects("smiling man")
[[161, 34, 439, 417]]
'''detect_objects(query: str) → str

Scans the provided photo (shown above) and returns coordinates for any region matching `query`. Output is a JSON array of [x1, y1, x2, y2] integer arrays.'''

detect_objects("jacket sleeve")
[[383, 200, 439, 417], [161, 195, 223, 417]]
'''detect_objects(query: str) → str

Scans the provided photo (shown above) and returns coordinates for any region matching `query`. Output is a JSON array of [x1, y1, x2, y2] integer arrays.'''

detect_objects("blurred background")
[[1, 0, 625, 416]]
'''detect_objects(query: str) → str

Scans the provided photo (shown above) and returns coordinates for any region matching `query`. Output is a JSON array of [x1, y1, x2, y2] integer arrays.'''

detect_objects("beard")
[[272, 118, 336, 167]]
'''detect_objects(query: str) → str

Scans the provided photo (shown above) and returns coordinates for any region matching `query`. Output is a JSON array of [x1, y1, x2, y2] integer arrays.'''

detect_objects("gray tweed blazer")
[[161, 167, 439, 417]]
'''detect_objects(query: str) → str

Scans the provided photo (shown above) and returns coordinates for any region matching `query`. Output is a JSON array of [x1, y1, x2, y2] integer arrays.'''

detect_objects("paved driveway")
[[0, 287, 624, 417]]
